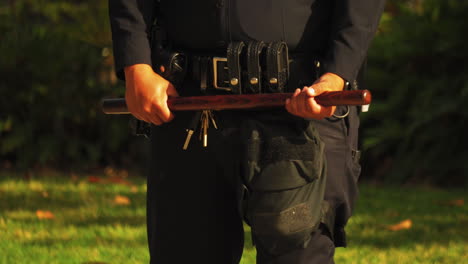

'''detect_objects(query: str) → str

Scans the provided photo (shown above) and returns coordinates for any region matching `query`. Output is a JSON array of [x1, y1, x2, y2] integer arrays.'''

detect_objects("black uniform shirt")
[[110, 0, 386, 82]]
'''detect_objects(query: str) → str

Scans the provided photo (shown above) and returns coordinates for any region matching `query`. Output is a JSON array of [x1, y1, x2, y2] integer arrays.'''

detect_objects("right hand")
[[124, 64, 179, 125]]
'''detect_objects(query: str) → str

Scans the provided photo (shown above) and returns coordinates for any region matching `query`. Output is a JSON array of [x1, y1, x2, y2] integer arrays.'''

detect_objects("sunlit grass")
[[0, 172, 148, 264], [0, 172, 466, 263], [332, 184, 468, 264]]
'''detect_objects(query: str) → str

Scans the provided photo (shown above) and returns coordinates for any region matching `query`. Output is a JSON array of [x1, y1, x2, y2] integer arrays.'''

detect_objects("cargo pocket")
[[240, 113, 327, 256]]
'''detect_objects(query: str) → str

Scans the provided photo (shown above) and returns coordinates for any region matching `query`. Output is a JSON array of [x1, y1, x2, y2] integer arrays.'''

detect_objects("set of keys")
[[182, 110, 218, 150]]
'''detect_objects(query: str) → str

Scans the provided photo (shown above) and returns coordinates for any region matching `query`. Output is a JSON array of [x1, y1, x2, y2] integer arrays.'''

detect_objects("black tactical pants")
[[146, 104, 359, 264]]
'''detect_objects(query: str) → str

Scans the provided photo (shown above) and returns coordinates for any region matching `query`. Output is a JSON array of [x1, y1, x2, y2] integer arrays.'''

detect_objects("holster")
[[154, 51, 187, 88]]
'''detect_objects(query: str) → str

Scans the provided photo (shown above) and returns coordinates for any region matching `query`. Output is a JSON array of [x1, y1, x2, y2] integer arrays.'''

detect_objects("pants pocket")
[[240, 114, 327, 256]]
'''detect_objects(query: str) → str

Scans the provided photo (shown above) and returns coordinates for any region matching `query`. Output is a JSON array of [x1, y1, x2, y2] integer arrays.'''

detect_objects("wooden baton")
[[102, 89, 371, 114]]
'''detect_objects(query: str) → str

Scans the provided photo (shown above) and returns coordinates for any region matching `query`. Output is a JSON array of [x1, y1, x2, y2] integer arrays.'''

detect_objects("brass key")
[[183, 110, 218, 149], [207, 110, 218, 129], [202, 115, 208, 147], [198, 110, 218, 147], [199, 110, 209, 147], [182, 130, 194, 150]]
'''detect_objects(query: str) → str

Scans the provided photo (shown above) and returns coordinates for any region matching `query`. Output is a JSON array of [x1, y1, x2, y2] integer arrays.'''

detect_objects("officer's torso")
[[160, 0, 333, 54]]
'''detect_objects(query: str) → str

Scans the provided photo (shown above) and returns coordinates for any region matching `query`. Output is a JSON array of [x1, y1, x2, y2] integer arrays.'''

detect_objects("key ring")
[[332, 106, 350, 119]]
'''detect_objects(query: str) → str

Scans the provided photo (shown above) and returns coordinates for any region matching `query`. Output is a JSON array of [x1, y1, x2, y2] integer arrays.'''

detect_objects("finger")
[[305, 87, 316, 97], [132, 113, 146, 122], [314, 104, 335, 119], [156, 83, 178, 122], [289, 88, 301, 115], [141, 103, 164, 125], [147, 113, 163, 126], [136, 103, 160, 125], [295, 89, 304, 115], [306, 97, 325, 118], [296, 87, 309, 116], [305, 97, 316, 116], [150, 97, 174, 124], [127, 103, 146, 121], [157, 102, 175, 123], [322, 106, 335, 118], [285, 98, 291, 112], [309, 82, 326, 96], [294, 87, 302, 96], [301, 87, 311, 116]]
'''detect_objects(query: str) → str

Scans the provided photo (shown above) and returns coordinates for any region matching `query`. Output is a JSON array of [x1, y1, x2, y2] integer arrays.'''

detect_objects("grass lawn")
[[0, 171, 466, 264]]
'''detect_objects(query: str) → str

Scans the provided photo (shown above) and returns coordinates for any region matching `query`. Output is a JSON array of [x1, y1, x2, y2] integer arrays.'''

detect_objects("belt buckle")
[[212, 57, 231, 91]]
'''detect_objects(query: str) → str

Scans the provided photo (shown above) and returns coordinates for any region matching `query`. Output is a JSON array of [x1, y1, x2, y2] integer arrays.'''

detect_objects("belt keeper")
[[227, 42, 245, 94], [266, 42, 289, 93], [246, 41, 265, 94]]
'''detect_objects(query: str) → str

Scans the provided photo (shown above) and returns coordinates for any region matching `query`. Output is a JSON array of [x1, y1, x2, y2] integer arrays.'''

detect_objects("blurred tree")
[[0, 0, 135, 171], [362, 0, 468, 186]]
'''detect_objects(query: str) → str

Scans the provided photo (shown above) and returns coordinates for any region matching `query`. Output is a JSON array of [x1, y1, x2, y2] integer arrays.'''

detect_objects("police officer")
[[109, 1, 386, 263]]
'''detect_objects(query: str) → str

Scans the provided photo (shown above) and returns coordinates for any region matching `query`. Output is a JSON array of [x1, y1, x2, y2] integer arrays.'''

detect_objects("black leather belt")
[[187, 41, 291, 95], [190, 55, 230, 94]]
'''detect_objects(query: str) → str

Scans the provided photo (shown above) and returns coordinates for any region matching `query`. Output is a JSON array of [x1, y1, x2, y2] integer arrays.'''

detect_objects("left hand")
[[285, 72, 345, 119]]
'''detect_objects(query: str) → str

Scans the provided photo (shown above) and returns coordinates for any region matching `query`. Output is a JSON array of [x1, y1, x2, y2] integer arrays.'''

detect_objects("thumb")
[[166, 83, 179, 97], [305, 87, 316, 97]]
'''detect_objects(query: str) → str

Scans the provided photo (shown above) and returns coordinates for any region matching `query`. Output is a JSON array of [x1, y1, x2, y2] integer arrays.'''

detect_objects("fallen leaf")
[[88, 174, 134, 186], [130, 186, 138, 193], [36, 210, 54, 220], [88, 176, 102, 183], [447, 199, 464, 207], [436, 198, 465, 207], [387, 219, 412, 231], [114, 195, 130, 205], [70, 173, 79, 182], [104, 167, 116, 177], [41, 191, 49, 198], [108, 176, 132, 186]]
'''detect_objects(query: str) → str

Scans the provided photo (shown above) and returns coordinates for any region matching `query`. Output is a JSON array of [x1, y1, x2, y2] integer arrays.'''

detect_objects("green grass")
[[0, 172, 466, 264], [334, 184, 468, 264]]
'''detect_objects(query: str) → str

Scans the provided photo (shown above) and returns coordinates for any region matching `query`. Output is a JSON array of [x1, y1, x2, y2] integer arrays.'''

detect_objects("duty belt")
[[187, 41, 290, 95]]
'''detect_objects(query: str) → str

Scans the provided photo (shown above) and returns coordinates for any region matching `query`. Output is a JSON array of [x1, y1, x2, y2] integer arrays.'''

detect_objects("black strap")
[[200, 57, 210, 94], [265, 42, 289, 93], [227, 42, 245, 94], [246, 41, 266, 94]]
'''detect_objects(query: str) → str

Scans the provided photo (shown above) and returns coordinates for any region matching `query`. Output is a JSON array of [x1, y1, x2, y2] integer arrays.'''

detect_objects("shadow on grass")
[[21, 236, 148, 248], [11, 213, 147, 228], [0, 191, 85, 211], [70, 214, 146, 227]]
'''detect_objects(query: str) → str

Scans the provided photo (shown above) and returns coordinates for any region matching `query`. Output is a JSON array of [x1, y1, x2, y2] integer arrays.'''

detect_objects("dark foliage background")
[[0, 1, 145, 171], [0, 0, 466, 186], [361, 0, 468, 186]]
